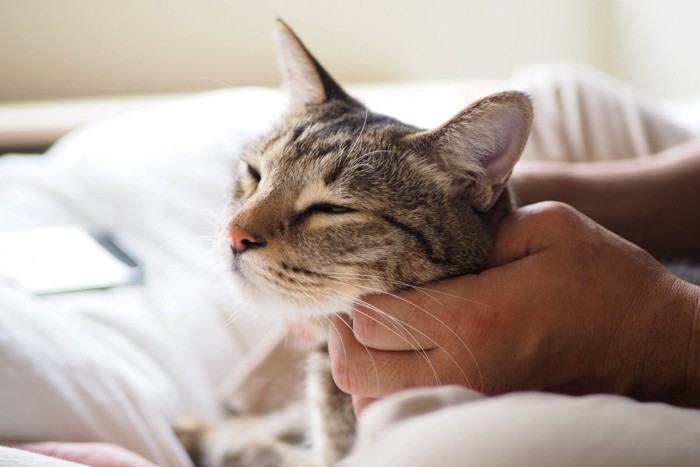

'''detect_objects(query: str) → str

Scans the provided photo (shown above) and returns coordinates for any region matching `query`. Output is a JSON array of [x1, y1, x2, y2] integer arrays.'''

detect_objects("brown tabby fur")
[[176, 20, 532, 467]]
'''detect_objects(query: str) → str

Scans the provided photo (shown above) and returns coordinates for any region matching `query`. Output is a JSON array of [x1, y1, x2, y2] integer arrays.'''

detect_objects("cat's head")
[[221, 20, 532, 317]]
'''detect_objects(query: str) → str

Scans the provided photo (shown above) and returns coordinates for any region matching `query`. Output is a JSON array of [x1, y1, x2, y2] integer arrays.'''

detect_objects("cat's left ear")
[[273, 19, 354, 109], [409, 91, 533, 211]]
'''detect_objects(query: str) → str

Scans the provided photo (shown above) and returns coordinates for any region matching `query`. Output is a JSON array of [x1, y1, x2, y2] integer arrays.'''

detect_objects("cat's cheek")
[[226, 269, 276, 316]]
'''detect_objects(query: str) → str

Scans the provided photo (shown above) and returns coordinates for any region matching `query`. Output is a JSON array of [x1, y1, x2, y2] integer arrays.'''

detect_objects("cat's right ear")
[[274, 19, 352, 109]]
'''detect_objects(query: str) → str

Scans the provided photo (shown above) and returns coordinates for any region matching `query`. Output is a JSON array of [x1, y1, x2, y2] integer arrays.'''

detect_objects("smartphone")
[[0, 226, 144, 295]]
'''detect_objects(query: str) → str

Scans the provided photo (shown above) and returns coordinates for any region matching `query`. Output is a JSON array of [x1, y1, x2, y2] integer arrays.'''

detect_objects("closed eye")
[[247, 164, 262, 182], [306, 203, 356, 215], [292, 202, 356, 225]]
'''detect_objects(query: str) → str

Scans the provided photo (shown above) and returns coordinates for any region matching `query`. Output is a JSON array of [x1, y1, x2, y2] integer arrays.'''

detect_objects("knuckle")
[[538, 200, 576, 216], [329, 351, 357, 393], [351, 312, 376, 346], [528, 201, 580, 229]]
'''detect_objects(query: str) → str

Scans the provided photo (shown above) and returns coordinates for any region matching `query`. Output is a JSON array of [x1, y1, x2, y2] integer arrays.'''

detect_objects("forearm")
[[637, 277, 700, 408], [674, 281, 700, 408], [512, 139, 700, 261]]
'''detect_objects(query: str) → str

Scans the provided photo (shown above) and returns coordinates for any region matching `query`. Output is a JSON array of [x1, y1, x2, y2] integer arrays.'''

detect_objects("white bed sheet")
[[0, 83, 485, 465], [1, 76, 699, 466], [0, 88, 291, 466]]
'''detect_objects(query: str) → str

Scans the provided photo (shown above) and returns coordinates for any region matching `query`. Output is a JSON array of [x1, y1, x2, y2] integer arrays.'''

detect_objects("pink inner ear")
[[482, 108, 527, 185], [274, 22, 327, 108]]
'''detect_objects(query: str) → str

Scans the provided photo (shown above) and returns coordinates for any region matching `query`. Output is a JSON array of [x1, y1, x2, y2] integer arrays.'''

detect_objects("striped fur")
[[223, 87, 531, 319], [198, 20, 533, 467]]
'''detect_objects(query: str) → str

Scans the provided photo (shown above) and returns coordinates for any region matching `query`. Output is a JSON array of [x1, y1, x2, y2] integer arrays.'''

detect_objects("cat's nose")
[[228, 225, 266, 255]]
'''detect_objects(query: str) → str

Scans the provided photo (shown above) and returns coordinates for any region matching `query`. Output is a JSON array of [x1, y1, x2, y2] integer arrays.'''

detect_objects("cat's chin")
[[228, 272, 356, 320]]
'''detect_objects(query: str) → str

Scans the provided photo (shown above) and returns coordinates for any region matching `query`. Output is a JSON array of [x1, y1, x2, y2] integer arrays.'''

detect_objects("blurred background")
[[2, 0, 700, 153], [3, 0, 700, 102]]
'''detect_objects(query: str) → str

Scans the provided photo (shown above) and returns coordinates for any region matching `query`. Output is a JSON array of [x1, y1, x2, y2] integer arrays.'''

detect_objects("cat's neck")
[[483, 185, 517, 235]]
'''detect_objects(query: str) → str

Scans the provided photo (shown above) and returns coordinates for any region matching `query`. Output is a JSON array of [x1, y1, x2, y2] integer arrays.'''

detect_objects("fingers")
[[487, 201, 584, 268], [351, 276, 486, 351], [353, 291, 444, 351], [328, 314, 460, 398]]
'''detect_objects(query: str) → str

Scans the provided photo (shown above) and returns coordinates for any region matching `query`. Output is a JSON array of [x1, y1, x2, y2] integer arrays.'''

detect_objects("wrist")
[[676, 280, 700, 408], [636, 275, 700, 408]]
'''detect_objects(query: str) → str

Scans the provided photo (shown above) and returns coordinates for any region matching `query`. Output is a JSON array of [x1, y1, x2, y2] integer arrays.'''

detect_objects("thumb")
[[486, 202, 570, 268]]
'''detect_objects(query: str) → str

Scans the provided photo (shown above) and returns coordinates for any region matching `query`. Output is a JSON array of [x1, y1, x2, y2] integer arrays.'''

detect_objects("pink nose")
[[228, 226, 264, 255]]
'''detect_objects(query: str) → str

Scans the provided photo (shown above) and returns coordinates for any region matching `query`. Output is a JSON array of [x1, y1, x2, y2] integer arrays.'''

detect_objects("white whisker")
[[327, 283, 443, 387], [346, 108, 369, 160], [326, 275, 481, 388], [329, 270, 492, 309]]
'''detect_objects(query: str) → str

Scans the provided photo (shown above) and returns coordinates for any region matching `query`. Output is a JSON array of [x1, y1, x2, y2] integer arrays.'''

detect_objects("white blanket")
[[1, 74, 699, 466], [0, 83, 482, 465], [0, 88, 291, 465]]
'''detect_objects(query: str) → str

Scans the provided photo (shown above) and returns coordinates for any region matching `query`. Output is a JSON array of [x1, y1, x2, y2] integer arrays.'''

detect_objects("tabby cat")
[[177, 20, 532, 467]]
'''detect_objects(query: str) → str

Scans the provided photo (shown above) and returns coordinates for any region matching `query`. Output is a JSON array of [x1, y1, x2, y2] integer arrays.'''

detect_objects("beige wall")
[[1, 0, 698, 102], [606, 0, 700, 99]]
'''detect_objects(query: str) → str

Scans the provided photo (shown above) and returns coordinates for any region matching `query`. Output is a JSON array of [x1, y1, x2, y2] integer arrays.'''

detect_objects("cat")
[[176, 19, 532, 467]]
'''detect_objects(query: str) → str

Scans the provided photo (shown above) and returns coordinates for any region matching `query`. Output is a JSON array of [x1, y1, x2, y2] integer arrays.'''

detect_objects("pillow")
[[0, 87, 287, 465], [0, 81, 511, 465]]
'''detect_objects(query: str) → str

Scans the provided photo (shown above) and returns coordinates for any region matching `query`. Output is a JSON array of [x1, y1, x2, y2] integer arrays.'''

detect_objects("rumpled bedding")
[[1, 73, 699, 466], [0, 83, 477, 465], [0, 88, 290, 466]]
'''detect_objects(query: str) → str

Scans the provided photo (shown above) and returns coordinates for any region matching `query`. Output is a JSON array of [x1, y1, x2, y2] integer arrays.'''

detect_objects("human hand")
[[328, 202, 700, 416], [14, 441, 158, 467]]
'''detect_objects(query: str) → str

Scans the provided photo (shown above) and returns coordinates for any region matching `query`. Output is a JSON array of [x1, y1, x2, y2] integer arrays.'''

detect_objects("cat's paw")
[[205, 433, 313, 467], [173, 415, 212, 465], [174, 404, 315, 467]]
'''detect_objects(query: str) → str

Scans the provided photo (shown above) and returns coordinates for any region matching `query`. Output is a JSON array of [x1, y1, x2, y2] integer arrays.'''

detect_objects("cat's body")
[[176, 20, 532, 467]]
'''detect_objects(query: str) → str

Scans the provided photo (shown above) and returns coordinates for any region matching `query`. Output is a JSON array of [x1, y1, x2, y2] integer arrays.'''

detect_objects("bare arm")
[[510, 138, 700, 261]]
